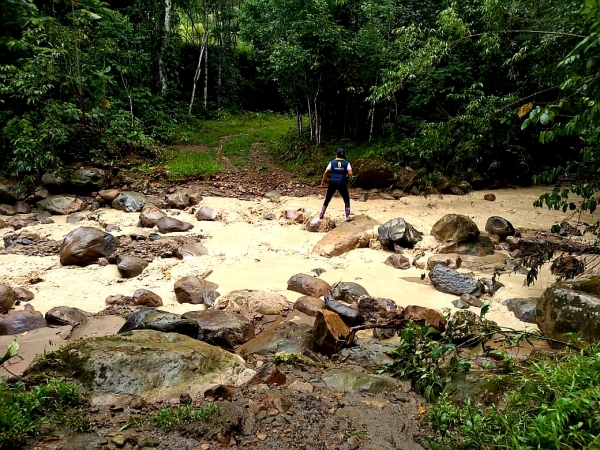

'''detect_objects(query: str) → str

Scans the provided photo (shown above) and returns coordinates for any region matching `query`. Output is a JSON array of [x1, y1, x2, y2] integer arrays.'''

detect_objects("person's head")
[[336, 148, 345, 159]]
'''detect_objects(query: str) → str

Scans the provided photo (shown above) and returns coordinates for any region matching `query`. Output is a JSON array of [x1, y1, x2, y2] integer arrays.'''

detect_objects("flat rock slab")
[[37, 329, 252, 405], [312, 215, 379, 257], [323, 368, 397, 394]]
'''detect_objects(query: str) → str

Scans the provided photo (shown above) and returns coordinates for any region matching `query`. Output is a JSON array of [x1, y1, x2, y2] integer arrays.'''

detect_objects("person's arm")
[[347, 162, 353, 177], [320, 163, 331, 187]]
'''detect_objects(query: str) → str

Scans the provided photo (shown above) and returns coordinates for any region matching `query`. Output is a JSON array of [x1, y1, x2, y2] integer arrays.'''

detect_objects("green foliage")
[[0, 341, 18, 366], [426, 346, 600, 449], [166, 151, 223, 178], [0, 378, 88, 447], [150, 402, 218, 430]]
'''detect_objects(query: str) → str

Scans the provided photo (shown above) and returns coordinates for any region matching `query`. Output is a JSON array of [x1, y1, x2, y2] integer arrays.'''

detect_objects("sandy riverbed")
[[0, 186, 596, 331]]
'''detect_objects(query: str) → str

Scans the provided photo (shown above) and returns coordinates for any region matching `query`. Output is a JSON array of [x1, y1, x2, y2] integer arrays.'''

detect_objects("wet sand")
[[0, 186, 596, 331]]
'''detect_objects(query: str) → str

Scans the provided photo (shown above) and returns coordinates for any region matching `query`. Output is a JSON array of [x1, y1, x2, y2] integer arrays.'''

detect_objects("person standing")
[[319, 148, 354, 222]]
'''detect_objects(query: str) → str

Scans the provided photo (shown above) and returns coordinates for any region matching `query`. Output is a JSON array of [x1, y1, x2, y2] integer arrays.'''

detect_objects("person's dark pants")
[[324, 182, 350, 208]]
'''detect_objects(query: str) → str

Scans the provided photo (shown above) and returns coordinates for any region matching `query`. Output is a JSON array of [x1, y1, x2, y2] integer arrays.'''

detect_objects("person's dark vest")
[[329, 158, 349, 183]]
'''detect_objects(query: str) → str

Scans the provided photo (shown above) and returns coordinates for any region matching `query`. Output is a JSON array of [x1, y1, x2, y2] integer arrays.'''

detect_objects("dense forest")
[[1, 0, 600, 192]]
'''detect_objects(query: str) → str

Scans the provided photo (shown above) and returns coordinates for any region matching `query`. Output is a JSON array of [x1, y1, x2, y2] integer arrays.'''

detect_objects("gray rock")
[[460, 293, 483, 308], [37, 196, 85, 215], [139, 205, 167, 228], [0, 283, 15, 313], [112, 192, 147, 213], [384, 254, 411, 269], [357, 296, 398, 322], [44, 329, 249, 403], [485, 216, 515, 241], [41, 172, 67, 189], [117, 256, 149, 278], [323, 369, 396, 393], [439, 236, 495, 257], [14, 201, 31, 214], [216, 290, 290, 316], [66, 214, 83, 225], [174, 243, 208, 258], [429, 265, 479, 295], [98, 189, 121, 202], [70, 168, 108, 191], [0, 204, 16, 216], [165, 191, 192, 209], [377, 217, 423, 249], [59, 227, 117, 266], [287, 273, 331, 297], [12, 287, 34, 303], [131, 289, 163, 307], [484, 193, 496, 201], [537, 278, 600, 342], [293, 296, 326, 317], [45, 306, 89, 326], [195, 206, 217, 221], [105, 224, 121, 232], [479, 278, 504, 295], [431, 214, 480, 243], [0, 310, 47, 335], [352, 158, 396, 189], [118, 308, 199, 338], [174, 276, 220, 306], [264, 191, 282, 203], [304, 217, 336, 232], [0, 183, 21, 204], [452, 299, 469, 309], [236, 319, 313, 356], [427, 253, 462, 270], [182, 310, 255, 345], [156, 217, 194, 233], [503, 298, 537, 323], [449, 181, 472, 196], [330, 282, 369, 303], [335, 337, 397, 368]]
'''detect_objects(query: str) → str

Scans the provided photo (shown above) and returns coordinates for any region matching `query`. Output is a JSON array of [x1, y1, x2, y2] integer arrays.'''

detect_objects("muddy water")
[[0, 186, 596, 330]]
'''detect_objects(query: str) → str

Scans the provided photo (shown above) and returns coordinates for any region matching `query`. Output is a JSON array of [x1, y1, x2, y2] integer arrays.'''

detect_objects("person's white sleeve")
[[347, 163, 352, 171], [325, 162, 332, 171]]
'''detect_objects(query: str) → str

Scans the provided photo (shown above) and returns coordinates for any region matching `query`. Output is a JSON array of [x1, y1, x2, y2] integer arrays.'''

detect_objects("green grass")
[[150, 403, 218, 430], [166, 151, 223, 178], [0, 378, 88, 448]]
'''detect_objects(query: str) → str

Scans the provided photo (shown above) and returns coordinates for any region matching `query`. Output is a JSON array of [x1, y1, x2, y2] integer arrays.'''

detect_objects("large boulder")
[[118, 308, 199, 338], [156, 217, 194, 233], [112, 191, 146, 213], [485, 216, 515, 241], [139, 206, 167, 228], [44, 330, 250, 403], [0, 183, 21, 204], [59, 227, 117, 266], [70, 168, 109, 191], [428, 265, 479, 296], [165, 191, 194, 209], [503, 298, 537, 323], [45, 306, 89, 326], [352, 158, 395, 189], [131, 289, 163, 307], [378, 218, 423, 249], [216, 290, 290, 316], [313, 309, 351, 355], [431, 214, 480, 243], [287, 273, 331, 297], [394, 167, 417, 191], [0, 310, 47, 335], [0, 283, 15, 314], [384, 254, 411, 269], [312, 215, 379, 257], [37, 196, 85, 215], [174, 276, 220, 306], [195, 206, 217, 221], [537, 278, 600, 342], [182, 310, 255, 345], [404, 305, 445, 331]]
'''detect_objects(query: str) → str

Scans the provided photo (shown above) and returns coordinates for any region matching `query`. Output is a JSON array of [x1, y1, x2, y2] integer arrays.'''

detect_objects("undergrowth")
[[149, 402, 218, 430], [0, 377, 88, 449], [385, 306, 600, 449]]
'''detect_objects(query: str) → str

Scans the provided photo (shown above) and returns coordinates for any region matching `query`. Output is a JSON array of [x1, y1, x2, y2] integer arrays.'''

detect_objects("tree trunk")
[[203, 44, 208, 109], [307, 98, 313, 142], [369, 104, 375, 143], [187, 40, 206, 118], [158, 0, 172, 96]]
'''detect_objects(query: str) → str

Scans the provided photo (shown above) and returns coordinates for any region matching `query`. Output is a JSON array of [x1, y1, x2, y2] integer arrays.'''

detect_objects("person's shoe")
[[319, 206, 327, 220], [345, 207, 354, 222]]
